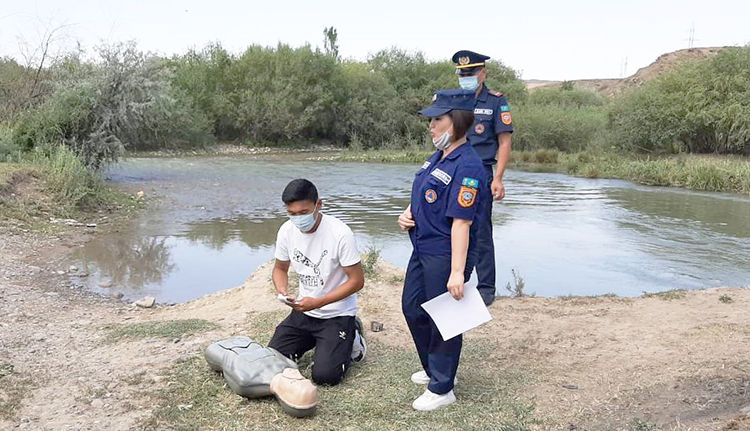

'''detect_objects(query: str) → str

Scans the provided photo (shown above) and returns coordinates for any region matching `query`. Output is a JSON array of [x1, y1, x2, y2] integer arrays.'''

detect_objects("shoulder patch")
[[501, 112, 512, 125], [458, 186, 478, 208]]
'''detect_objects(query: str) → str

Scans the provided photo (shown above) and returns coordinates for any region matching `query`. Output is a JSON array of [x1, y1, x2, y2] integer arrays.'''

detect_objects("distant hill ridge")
[[525, 47, 727, 96]]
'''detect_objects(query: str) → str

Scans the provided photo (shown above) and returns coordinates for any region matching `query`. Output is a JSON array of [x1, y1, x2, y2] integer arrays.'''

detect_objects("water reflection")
[[607, 187, 750, 238], [183, 217, 285, 250], [77, 236, 175, 288], [70, 156, 750, 303]]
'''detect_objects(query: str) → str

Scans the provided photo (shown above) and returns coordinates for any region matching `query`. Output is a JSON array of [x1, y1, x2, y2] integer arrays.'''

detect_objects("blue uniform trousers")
[[475, 166, 496, 296], [402, 251, 471, 395]]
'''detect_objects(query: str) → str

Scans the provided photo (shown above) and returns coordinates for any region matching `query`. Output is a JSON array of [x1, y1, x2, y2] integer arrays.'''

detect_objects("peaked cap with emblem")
[[452, 50, 490, 75], [418, 89, 475, 118]]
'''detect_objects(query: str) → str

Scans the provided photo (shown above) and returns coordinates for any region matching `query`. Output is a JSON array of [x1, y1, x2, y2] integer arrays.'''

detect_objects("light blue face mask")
[[459, 75, 479, 91], [289, 208, 318, 232]]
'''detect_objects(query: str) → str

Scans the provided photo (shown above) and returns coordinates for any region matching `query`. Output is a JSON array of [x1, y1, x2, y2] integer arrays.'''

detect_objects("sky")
[[1, 0, 749, 81]]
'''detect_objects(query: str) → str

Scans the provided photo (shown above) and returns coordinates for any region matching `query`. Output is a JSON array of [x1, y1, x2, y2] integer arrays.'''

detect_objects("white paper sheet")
[[420, 279, 493, 341]]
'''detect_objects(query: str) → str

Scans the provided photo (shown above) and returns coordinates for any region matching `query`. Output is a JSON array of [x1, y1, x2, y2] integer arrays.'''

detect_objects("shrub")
[[608, 46, 750, 154]]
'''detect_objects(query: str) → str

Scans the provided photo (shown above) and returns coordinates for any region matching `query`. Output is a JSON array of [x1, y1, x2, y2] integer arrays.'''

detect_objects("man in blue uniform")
[[452, 50, 514, 306]]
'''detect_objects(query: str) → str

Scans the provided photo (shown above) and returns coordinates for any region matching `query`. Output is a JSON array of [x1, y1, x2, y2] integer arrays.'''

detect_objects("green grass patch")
[[642, 289, 687, 301], [0, 363, 33, 421], [104, 319, 220, 343], [334, 148, 432, 164], [361, 244, 381, 281], [141, 311, 543, 430], [510, 150, 750, 196], [719, 294, 734, 304], [0, 145, 143, 228]]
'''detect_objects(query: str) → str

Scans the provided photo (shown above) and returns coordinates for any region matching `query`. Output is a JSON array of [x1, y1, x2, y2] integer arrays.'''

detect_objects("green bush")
[[12, 43, 213, 168], [608, 46, 750, 154], [6, 38, 529, 156], [513, 104, 607, 152]]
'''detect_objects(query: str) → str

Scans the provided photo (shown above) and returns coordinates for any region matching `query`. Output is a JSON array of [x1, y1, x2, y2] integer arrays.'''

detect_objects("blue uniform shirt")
[[467, 85, 514, 166], [409, 143, 486, 256]]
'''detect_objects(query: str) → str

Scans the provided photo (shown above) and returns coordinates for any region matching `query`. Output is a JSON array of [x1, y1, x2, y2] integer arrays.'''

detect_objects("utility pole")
[[687, 23, 696, 49]]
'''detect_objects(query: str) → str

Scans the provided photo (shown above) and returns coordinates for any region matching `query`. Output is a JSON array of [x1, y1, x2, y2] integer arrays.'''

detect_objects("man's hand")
[[292, 297, 322, 313], [491, 177, 505, 201], [398, 205, 415, 231], [447, 271, 465, 300]]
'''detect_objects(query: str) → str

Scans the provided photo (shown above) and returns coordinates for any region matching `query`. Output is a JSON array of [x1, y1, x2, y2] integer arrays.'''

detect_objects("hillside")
[[527, 46, 726, 96]]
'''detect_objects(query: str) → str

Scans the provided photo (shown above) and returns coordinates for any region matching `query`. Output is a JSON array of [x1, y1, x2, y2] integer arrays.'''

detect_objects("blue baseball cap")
[[418, 89, 475, 118]]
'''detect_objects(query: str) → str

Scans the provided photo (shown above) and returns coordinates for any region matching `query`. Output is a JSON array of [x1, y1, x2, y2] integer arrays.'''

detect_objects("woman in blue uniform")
[[397, 89, 486, 411]]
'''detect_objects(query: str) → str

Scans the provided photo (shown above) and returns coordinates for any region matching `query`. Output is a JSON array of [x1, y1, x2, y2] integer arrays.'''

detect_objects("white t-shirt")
[[274, 213, 361, 319]]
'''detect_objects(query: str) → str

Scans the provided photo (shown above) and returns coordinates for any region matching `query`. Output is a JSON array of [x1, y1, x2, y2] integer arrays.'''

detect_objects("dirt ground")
[[1, 228, 749, 430], [526, 47, 724, 97]]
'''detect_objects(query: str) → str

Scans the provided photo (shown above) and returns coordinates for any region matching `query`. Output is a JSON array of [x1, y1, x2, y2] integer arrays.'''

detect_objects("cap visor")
[[418, 106, 451, 118]]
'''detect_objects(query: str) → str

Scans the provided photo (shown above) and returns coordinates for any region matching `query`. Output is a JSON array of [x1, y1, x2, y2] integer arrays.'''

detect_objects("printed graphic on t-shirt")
[[292, 248, 328, 288]]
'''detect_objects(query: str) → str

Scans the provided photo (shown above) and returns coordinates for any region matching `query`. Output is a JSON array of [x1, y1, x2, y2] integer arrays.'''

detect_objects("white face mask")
[[289, 206, 319, 232], [432, 130, 452, 151]]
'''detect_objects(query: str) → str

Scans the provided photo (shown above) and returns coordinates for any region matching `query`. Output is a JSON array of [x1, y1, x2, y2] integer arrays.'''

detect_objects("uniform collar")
[[444, 141, 471, 161], [476, 84, 489, 102]]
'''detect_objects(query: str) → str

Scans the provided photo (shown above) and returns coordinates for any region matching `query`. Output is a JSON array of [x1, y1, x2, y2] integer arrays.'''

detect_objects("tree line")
[[1, 36, 749, 169]]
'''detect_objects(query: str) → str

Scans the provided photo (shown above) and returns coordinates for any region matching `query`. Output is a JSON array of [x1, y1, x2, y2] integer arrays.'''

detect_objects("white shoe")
[[411, 370, 430, 384], [351, 317, 367, 363], [412, 389, 456, 411], [411, 370, 457, 386]]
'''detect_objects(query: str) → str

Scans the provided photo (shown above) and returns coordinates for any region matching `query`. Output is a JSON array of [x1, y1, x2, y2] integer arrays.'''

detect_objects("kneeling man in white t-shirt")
[[269, 179, 367, 385]]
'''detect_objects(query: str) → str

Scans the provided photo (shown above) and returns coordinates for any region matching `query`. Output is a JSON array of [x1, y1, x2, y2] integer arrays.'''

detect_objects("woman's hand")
[[447, 271, 464, 300], [398, 205, 415, 231]]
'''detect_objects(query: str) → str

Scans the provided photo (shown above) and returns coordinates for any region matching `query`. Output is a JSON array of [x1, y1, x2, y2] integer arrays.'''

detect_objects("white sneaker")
[[412, 389, 456, 411], [351, 317, 367, 363], [411, 370, 457, 386], [411, 370, 430, 384]]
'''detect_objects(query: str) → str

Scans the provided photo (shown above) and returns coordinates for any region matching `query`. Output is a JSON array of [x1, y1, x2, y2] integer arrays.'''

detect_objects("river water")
[[68, 155, 750, 303]]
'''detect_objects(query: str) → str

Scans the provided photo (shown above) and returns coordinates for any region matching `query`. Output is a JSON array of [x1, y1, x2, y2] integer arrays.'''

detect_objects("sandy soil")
[[1, 229, 749, 430]]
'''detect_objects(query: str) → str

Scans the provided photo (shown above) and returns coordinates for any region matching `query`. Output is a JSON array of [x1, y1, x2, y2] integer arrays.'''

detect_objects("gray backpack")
[[204, 336, 297, 398]]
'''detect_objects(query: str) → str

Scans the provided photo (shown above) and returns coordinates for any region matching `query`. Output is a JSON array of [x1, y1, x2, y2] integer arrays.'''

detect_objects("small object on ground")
[[112, 292, 124, 300], [561, 384, 579, 390], [86, 223, 97, 228], [136, 190, 145, 198], [0, 363, 14, 378], [69, 265, 78, 272], [370, 320, 384, 332], [412, 388, 456, 411], [134, 296, 156, 308], [98, 281, 113, 288], [351, 317, 367, 363]]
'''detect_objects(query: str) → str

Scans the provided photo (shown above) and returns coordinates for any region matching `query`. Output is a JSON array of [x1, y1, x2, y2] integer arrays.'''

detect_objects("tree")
[[323, 27, 339, 61]]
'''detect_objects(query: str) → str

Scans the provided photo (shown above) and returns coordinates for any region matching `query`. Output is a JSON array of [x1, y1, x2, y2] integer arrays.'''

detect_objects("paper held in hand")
[[420, 278, 493, 341]]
